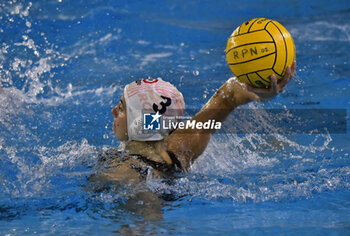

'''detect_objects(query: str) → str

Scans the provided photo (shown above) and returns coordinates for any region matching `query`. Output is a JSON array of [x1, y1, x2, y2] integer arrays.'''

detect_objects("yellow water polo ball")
[[225, 18, 295, 88]]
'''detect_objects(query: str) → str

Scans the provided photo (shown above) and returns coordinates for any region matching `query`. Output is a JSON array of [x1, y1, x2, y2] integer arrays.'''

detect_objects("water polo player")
[[90, 62, 295, 219], [96, 61, 295, 181]]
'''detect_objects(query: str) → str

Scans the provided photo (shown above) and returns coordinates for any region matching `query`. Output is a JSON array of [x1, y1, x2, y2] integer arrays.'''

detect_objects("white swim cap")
[[123, 78, 185, 141]]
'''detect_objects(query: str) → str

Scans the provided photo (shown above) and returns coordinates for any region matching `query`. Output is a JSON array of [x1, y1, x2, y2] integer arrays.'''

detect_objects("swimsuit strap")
[[132, 152, 182, 173], [166, 151, 183, 170], [97, 147, 183, 173]]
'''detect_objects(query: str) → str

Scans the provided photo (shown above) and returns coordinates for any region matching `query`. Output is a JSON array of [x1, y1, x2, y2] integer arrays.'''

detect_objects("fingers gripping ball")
[[225, 18, 295, 88]]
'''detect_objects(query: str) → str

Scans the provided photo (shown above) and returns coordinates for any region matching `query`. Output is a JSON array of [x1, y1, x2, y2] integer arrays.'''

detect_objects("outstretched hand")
[[230, 61, 296, 106], [246, 60, 296, 102]]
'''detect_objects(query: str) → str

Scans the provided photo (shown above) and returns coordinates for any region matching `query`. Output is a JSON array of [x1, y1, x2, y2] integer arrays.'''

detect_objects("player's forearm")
[[192, 77, 245, 124]]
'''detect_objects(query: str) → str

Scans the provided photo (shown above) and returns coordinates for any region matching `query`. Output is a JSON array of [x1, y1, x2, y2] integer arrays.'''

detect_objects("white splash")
[[140, 52, 173, 66], [1, 139, 98, 198], [292, 21, 350, 42]]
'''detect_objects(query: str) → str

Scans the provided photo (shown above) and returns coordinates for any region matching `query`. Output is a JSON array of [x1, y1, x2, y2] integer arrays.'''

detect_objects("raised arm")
[[165, 61, 296, 170], [164, 78, 258, 169]]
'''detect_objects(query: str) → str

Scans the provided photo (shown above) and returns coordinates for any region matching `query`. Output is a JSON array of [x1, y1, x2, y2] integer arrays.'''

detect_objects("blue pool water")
[[1, 0, 350, 234]]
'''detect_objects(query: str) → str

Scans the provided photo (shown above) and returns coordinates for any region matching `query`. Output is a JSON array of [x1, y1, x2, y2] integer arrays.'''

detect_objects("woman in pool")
[[91, 61, 295, 219]]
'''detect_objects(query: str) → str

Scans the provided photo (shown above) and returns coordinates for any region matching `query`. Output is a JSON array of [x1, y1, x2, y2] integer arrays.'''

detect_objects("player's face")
[[111, 95, 128, 141]]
